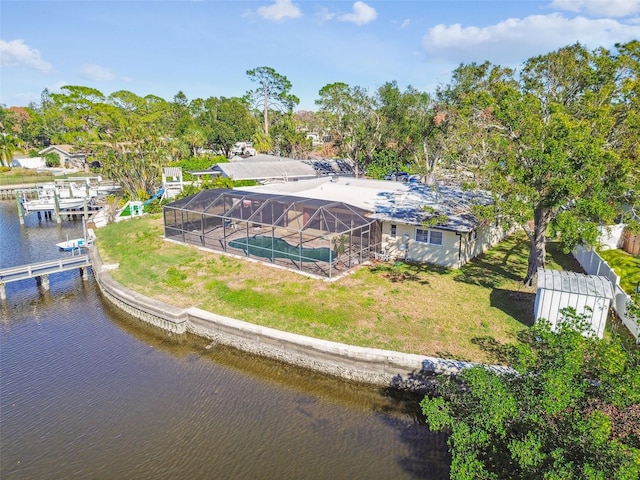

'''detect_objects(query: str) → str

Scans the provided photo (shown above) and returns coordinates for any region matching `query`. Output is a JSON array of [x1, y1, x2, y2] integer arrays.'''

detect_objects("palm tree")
[[0, 133, 21, 168]]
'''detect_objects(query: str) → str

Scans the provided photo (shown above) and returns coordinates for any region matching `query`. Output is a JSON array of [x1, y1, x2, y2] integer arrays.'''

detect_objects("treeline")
[[1, 42, 639, 282]]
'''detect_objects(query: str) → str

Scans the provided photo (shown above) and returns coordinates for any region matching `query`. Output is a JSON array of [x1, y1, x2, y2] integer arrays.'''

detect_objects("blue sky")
[[1, 0, 639, 111]]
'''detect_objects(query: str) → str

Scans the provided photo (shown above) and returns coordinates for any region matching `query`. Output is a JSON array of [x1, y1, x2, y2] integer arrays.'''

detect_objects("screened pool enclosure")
[[164, 189, 381, 278]]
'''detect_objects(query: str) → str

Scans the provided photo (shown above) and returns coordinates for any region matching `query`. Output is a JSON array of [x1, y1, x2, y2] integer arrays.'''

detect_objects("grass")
[[0, 168, 97, 186], [0, 168, 54, 185], [95, 215, 583, 364], [597, 248, 640, 297]]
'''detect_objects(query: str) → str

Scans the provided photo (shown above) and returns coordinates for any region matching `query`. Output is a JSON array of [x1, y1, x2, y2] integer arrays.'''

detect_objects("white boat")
[[21, 195, 89, 214], [56, 238, 86, 251]]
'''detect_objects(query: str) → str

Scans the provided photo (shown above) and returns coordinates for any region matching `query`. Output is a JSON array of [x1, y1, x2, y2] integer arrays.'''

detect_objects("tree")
[[251, 130, 273, 154], [377, 82, 440, 182], [43, 151, 60, 167], [92, 90, 169, 198], [48, 85, 109, 170], [433, 62, 515, 187], [270, 113, 312, 159], [168, 90, 193, 135], [316, 82, 382, 176], [195, 96, 257, 157], [462, 44, 640, 284], [0, 133, 21, 167], [181, 126, 207, 157], [246, 66, 299, 136], [421, 309, 640, 480], [38, 88, 67, 146]]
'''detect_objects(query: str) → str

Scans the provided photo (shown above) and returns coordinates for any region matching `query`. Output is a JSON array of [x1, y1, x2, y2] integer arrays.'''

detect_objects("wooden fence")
[[622, 229, 640, 256]]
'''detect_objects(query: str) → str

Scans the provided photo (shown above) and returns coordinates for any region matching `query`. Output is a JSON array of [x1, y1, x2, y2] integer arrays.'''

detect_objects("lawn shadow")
[[546, 241, 585, 272], [489, 288, 536, 327], [453, 240, 527, 289], [470, 336, 519, 365], [368, 260, 448, 285]]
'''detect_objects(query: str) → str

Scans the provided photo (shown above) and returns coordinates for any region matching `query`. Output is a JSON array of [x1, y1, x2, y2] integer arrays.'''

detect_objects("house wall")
[[458, 223, 508, 266], [381, 223, 459, 267], [380, 221, 506, 268], [10, 157, 46, 169], [40, 147, 86, 169]]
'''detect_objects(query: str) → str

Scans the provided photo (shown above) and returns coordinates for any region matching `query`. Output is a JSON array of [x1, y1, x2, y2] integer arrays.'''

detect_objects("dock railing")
[[0, 254, 92, 300]]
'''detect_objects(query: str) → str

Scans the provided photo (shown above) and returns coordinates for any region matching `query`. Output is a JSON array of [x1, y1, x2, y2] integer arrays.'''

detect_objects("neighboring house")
[[250, 177, 507, 269], [10, 156, 46, 169], [38, 145, 86, 169], [189, 155, 354, 184]]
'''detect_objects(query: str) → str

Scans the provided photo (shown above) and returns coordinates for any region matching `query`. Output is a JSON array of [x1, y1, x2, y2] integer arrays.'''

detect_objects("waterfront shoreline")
[[89, 245, 509, 390]]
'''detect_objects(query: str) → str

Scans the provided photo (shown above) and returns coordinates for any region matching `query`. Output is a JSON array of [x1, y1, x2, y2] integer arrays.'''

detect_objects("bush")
[[421, 309, 640, 480]]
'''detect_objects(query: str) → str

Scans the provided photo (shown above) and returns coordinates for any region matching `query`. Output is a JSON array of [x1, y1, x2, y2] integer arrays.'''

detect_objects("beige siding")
[[458, 223, 508, 266], [380, 221, 507, 268]]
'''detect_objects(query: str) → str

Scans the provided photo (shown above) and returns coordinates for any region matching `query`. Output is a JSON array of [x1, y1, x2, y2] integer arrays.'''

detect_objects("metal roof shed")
[[534, 268, 614, 339]]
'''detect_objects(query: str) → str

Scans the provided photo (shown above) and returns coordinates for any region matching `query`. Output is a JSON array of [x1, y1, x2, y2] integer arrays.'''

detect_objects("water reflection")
[[0, 201, 450, 479]]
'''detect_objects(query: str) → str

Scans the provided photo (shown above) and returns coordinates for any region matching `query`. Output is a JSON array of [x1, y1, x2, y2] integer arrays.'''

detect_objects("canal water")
[[0, 201, 449, 480]]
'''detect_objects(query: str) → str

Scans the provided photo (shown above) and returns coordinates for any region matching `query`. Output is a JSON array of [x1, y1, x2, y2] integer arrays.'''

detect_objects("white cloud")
[[316, 7, 335, 21], [256, 0, 302, 21], [338, 1, 377, 26], [423, 13, 640, 64], [48, 81, 67, 93], [80, 63, 115, 82], [401, 18, 411, 29], [550, 0, 640, 17], [0, 39, 52, 71]]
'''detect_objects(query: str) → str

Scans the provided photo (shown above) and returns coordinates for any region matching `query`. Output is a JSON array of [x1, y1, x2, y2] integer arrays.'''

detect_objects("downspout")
[[456, 232, 463, 268]]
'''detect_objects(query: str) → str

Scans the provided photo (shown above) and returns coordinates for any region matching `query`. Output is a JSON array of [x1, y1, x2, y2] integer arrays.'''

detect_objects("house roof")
[[38, 145, 80, 156], [248, 176, 493, 232], [10, 156, 46, 169], [537, 268, 614, 299], [196, 156, 355, 182], [165, 188, 374, 234], [214, 160, 318, 181]]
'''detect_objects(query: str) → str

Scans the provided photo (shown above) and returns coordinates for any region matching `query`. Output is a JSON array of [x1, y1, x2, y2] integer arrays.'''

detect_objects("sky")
[[1, 0, 639, 111]]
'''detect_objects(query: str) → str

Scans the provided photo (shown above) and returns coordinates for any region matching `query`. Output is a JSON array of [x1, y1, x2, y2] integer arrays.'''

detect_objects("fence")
[[622, 230, 640, 256], [0, 172, 55, 185], [573, 245, 639, 343]]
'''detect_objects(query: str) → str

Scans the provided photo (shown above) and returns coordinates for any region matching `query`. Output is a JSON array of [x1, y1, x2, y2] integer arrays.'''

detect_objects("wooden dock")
[[0, 254, 92, 300]]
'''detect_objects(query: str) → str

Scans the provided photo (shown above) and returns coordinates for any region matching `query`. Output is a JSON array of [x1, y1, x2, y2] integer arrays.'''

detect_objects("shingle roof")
[[250, 177, 493, 232], [207, 156, 354, 181], [371, 184, 493, 232]]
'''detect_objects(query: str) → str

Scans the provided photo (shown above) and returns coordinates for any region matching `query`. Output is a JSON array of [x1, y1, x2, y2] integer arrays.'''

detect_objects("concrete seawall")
[[90, 246, 500, 389]]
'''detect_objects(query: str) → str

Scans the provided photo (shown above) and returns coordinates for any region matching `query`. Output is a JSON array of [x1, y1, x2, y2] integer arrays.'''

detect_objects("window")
[[416, 228, 443, 246], [416, 228, 429, 243], [469, 230, 477, 241], [390, 224, 397, 238], [429, 231, 443, 246]]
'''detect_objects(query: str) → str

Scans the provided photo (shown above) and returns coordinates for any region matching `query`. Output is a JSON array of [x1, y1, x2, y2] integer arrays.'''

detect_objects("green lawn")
[[597, 248, 640, 297], [95, 215, 583, 364], [0, 168, 54, 185], [0, 168, 96, 186]]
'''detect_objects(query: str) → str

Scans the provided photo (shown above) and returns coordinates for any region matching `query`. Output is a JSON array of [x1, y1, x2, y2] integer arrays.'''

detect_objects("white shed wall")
[[534, 283, 611, 339]]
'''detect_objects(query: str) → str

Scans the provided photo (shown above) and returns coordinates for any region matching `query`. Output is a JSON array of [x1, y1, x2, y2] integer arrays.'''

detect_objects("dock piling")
[[15, 192, 25, 225], [35, 274, 50, 290]]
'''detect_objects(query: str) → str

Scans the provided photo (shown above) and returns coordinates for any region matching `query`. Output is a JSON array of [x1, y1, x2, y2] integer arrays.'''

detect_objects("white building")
[[250, 176, 507, 268], [534, 268, 614, 339]]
